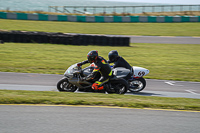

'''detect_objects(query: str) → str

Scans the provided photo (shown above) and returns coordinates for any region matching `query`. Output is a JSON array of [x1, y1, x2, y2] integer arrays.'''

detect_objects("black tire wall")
[[0, 31, 130, 46]]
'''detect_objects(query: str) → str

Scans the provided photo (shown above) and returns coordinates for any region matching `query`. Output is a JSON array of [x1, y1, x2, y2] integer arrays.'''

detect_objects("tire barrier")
[[0, 31, 130, 46], [0, 40, 4, 44], [1, 12, 200, 22]]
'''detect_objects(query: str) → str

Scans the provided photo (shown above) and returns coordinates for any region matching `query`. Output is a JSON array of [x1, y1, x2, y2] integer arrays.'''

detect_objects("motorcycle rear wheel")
[[57, 78, 77, 92], [129, 77, 146, 92], [107, 79, 128, 94]]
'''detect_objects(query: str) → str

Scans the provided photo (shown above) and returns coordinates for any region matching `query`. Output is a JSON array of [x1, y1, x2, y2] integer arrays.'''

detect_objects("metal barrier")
[[48, 5, 200, 14]]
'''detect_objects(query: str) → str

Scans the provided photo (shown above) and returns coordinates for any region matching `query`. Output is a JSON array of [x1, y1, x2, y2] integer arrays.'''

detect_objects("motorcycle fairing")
[[132, 66, 149, 78], [82, 66, 94, 77], [64, 64, 80, 78], [113, 67, 130, 78]]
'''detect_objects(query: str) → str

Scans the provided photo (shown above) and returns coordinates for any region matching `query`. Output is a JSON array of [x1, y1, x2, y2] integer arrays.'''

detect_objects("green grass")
[[0, 19, 200, 36], [0, 20, 200, 108], [1, 90, 200, 111], [0, 43, 200, 82]]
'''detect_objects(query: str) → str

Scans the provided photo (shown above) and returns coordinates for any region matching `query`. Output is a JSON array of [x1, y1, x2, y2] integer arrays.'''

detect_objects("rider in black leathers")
[[77, 50, 112, 91], [108, 50, 132, 80], [108, 50, 132, 70]]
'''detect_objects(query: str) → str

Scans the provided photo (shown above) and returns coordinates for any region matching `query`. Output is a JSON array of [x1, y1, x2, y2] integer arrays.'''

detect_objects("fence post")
[[171, 5, 173, 12], [162, 6, 165, 12], [123, 7, 126, 13], [142, 6, 145, 12], [189, 5, 192, 11], [48, 6, 50, 12], [113, 7, 116, 13], [180, 5, 183, 12], [132, 7, 135, 14], [93, 7, 96, 14], [152, 6, 155, 12]]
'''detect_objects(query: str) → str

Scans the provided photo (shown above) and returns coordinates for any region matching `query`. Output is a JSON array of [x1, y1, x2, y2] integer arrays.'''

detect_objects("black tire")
[[108, 79, 128, 94], [129, 77, 146, 92], [57, 78, 77, 92]]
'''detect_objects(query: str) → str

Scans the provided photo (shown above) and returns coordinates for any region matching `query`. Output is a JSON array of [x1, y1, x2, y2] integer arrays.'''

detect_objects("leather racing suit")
[[108, 56, 132, 70], [79, 56, 112, 90]]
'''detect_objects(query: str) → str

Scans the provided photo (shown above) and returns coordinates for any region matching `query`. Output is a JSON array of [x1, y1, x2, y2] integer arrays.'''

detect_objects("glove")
[[92, 83, 99, 90], [77, 63, 82, 67]]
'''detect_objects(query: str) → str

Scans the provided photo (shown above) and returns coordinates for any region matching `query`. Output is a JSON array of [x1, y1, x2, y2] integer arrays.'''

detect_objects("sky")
[[104, 0, 200, 4]]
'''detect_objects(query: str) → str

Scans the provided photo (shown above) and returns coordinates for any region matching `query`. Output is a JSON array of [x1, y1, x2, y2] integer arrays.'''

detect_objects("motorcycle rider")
[[77, 50, 112, 91], [108, 50, 132, 80], [108, 50, 132, 70]]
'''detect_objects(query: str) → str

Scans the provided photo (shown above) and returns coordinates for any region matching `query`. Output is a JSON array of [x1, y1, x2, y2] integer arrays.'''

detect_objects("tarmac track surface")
[[125, 35, 200, 44], [0, 105, 200, 133], [0, 73, 200, 133], [0, 72, 200, 99]]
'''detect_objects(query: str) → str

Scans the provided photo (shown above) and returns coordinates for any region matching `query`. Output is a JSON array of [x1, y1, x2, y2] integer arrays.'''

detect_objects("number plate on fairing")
[[133, 66, 149, 78]]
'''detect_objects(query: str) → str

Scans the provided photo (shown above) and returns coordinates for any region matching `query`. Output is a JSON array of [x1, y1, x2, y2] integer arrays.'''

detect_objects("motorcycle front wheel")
[[57, 78, 77, 92], [129, 77, 146, 92]]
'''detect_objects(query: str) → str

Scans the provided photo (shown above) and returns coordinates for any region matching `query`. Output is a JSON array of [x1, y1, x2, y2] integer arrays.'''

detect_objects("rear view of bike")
[[113, 66, 149, 93], [128, 66, 149, 92]]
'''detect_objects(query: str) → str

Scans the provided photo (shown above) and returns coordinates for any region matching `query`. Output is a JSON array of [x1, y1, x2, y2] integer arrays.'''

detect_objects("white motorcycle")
[[113, 66, 149, 92]]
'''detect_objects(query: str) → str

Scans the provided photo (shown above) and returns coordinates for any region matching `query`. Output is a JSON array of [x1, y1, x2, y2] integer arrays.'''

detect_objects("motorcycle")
[[78, 64, 149, 92], [112, 66, 149, 92], [57, 63, 129, 94]]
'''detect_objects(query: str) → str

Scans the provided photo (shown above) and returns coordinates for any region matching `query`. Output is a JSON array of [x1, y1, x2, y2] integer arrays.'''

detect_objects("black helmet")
[[108, 50, 119, 62], [87, 50, 98, 63]]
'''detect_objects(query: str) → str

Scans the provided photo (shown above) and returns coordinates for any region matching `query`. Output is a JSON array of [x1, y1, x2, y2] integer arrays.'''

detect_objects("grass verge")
[[0, 43, 200, 82], [0, 90, 200, 111], [0, 19, 200, 36]]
